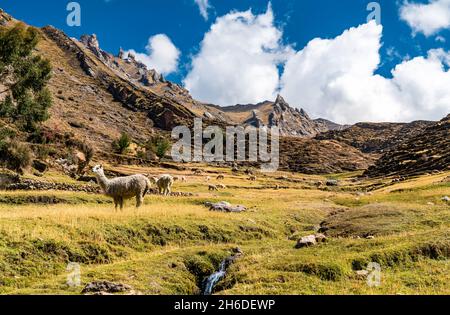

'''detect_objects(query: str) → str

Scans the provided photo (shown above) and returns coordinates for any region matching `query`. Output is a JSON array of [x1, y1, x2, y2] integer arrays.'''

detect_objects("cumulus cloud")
[[183, 5, 449, 123], [184, 4, 293, 105], [126, 34, 180, 75], [194, 0, 212, 21], [400, 0, 450, 36], [280, 21, 450, 123]]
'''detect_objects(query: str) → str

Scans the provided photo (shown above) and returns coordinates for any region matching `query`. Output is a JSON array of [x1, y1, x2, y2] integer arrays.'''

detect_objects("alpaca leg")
[[119, 197, 124, 211], [136, 194, 143, 208], [113, 198, 119, 211]]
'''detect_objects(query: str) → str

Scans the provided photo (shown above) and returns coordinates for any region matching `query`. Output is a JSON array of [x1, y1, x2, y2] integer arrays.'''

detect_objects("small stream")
[[201, 249, 242, 295]]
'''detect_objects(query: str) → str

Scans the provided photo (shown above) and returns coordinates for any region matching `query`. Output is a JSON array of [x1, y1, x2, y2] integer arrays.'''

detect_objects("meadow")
[[0, 165, 448, 295]]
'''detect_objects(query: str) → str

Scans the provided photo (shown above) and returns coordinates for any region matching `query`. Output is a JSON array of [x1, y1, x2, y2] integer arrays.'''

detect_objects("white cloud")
[[195, 0, 212, 21], [183, 6, 450, 123], [280, 21, 450, 124], [184, 4, 293, 105], [400, 0, 450, 36], [125, 34, 180, 75]]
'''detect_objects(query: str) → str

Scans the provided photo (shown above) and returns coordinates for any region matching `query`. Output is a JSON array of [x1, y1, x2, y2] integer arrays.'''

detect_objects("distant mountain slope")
[[315, 120, 434, 153], [279, 137, 377, 174], [205, 95, 341, 137], [364, 115, 450, 178]]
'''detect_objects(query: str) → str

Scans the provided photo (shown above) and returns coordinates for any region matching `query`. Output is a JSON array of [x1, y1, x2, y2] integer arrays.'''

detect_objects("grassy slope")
[[0, 167, 448, 295]]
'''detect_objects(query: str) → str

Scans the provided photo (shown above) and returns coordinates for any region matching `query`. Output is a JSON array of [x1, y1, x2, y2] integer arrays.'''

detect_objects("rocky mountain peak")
[[80, 34, 100, 51], [0, 9, 12, 26]]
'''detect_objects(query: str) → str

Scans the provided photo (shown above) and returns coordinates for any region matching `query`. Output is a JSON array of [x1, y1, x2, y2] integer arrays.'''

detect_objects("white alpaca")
[[92, 165, 151, 210], [155, 174, 174, 196]]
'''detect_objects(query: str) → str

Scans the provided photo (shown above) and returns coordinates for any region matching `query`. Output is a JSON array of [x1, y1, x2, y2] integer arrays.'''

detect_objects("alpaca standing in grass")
[[154, 174, 174, 196], [92, 165, 151, 210]]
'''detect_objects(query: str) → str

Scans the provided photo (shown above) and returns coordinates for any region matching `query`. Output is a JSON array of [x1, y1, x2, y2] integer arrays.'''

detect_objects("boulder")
[[81, 281, 133, 295], [206, 201, 246, 213], [326, 179, 339, 187], [295, 235, 317, 248], [32, 160, 48, 173]]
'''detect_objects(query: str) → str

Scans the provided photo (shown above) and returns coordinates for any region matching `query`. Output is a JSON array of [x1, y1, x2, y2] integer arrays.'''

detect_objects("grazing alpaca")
[[248, 175, 257, 181], [156, 174, 174, 196], [174, 176, 187, 182], [205, 176, 211, 182], [209, 184, 219, 191], [217, 184, 226, 189], [216, 175, 225, 180], [92, 165, 151, 210]]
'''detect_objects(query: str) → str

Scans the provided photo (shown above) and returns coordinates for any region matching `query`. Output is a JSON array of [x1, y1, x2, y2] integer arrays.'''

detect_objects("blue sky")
[[1, 0, 449, 123]]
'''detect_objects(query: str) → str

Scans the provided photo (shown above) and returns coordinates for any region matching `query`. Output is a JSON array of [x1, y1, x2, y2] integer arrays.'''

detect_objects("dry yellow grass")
[[0, 166, 448, 295]]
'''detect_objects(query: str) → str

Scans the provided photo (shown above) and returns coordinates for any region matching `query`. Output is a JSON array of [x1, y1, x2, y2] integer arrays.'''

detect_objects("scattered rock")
[[32, 160, 48, 173], [326, 180, 339, 187], [81, 281, 133, 295], [314, 233, 328, 243], [205, 201, 246, 213], [355, 270, 369, 280], [295, 235, 317, 248]]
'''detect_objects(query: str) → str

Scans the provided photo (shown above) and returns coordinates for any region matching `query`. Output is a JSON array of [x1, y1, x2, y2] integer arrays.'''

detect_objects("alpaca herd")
[[92, 165, 238, 210]]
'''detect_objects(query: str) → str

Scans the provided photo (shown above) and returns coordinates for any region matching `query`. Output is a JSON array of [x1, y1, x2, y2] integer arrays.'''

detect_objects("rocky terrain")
[[365, 115, 450, 178], [207, 95, 336, 137], [279, 137, 377, 174], [315, 120, 434, 154]]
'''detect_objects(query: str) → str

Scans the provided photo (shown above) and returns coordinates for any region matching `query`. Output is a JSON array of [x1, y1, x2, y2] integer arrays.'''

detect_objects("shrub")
[[145, 136, 171, 159], [0, 23, 52, 132], [0, 140, 32, 173], [112, 133, 131, 155], [77, 142, 94, 175]]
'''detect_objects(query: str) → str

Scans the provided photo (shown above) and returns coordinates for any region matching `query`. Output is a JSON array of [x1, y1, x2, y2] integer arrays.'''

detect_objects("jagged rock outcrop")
[[364, 114, 450, 178], [215, 95, 342, 137], [315, 120, 434, 153], [0, 9, 12, 26], [42, 26, 197, 130], [268, 95, 323, 137]]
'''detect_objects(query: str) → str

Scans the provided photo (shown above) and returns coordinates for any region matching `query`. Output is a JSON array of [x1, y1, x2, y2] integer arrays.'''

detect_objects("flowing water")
[[202, 260, 228, 296], [202, 250, 242, 295]]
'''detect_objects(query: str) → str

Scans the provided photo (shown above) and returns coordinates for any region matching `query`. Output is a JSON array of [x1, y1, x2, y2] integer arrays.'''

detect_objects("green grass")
[[0, 167, 448, 295]]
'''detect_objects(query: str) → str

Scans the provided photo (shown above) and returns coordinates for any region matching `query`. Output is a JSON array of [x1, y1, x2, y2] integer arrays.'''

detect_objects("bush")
[[112, 133, 131, 155], [77, 142, 94, 175], [0, 140, 32, 173], [0, 23, 52, 132], [145, 136, 171, 159]]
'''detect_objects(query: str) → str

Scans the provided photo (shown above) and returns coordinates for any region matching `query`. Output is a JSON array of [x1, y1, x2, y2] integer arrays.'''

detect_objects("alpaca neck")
[[95, 170, 110, 192]]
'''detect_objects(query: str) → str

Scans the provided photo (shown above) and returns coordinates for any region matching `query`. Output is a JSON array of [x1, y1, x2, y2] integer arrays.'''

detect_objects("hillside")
[[315, 121, 434, 154], [279, 137, 377, 174], [365, 115, 450, 178]]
